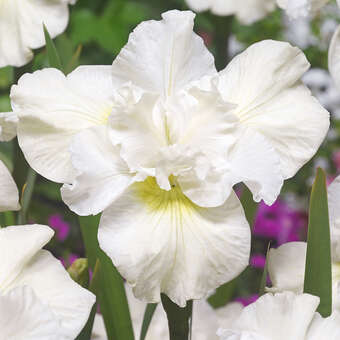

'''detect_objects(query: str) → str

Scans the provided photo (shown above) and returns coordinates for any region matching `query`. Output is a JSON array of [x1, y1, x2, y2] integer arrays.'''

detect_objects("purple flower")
[[48, 214, 70, 241], [250, 254, 266, 269], [235, 294, 259, 306], [253, 199, 307, 245]]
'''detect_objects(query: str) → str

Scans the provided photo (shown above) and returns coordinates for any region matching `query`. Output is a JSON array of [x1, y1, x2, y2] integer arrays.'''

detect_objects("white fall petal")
[[0, 160, 20, 212], [11, 66, 114, 183], [0, 225, 96, 340], [0, 0, 75, 68], [98, 185, 250, 307], [185, 0, 276, 25], [218, 292, 340, 340]]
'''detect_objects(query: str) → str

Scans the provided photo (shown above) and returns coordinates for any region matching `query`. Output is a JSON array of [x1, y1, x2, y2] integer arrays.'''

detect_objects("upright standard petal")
[[218, 40, 329, 179], [98, 181, 250, 307], [218, 292, 320, 340], [0, 0, 74, 68], [61, 125, 137, 216], [329, 25, 340, 93], [0, 160, 20, 212], [111, 10, 216, 97], [0, 112, 18, 142], [267, 242, 307, 293], [0, 286, 63, 340], [11, 66, 114, 183], [0, 224, 53, 289]]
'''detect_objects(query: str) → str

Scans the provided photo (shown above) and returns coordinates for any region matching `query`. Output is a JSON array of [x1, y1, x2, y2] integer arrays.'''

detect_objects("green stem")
[[213, 15, 233, 71], [18, 168, 37, 224], [161, 294, 193, 340]]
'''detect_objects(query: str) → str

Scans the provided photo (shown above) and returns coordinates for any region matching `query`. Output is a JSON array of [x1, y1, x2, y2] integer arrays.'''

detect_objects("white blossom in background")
[[303, 68, 340, 116], [0, 111, 18, 142], [277, 0, 330, 19], [0, 160, 20, 212], [185, 0, 276, 24], [0, 0, 76, 68], [0, 224, 96, 340], [11, 10, 329, 306], [282, 16, 317, 49], [218, 292, 340, 340], [266, 174, 340, 311], [92, 286, 243, 340]]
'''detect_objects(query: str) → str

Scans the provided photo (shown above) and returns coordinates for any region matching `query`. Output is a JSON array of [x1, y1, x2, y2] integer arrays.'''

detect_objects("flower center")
[[132, 176, 197, 215]]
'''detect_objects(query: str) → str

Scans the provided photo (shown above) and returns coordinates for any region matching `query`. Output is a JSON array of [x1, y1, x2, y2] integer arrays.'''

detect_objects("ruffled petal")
[[112, 10, 216, 97], [219, 40, 329, 179], [267, 242, 306, 293], [11, 66, 114, 183], [218, 292, 319, 340], [8, 250, 96, 340], [61, 125, 137, 216], [0, 160, 20, 212], [98, 181, 250, 307], [0, 225, 53, 291], [0, 286, 63, 340]]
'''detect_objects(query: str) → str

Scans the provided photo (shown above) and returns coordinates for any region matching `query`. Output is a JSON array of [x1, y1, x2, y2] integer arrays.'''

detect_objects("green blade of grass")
[[303, 168, 332, 317], [43, 24, 63, 71], [79, 215, 134, 340]]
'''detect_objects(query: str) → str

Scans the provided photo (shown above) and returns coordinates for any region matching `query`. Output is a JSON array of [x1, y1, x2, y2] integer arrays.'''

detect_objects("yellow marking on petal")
[[333, 262, 340, 284], [100, 105, 113, 124], [132, 176, 197, 216]]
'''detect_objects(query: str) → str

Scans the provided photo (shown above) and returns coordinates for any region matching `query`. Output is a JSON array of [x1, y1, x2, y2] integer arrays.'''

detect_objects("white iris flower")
[[218, 292, 340, 340], [0, 225, 96, 340], [0, 0, 75, 67], [10, 10, 329, 306]]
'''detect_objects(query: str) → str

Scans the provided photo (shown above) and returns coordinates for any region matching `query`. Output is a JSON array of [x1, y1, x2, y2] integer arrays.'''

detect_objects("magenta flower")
[[250, 254, 266, 269], [48, 214, 70, 241], [253, 199, 307, 245], [235, 294, 259, 306], [333, 150, 340, 171]]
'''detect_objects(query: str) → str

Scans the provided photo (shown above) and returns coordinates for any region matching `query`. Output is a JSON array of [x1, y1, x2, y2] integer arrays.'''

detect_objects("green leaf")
[[79, 216, 134, 340], [240, 185, 258, 228], [43, 25, 63, 70], [75, 303, 97, 340], [207, 278, 237, 308], [303, 168, 332, 317], [161, 294, 192, 340], [140, 304, 158, 340], [259, 242, 271, 297]]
